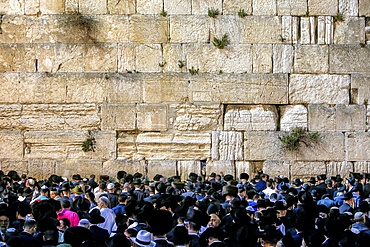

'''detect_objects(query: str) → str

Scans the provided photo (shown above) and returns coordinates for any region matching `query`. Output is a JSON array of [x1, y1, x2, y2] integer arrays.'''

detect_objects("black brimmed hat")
[[87, 208, 105, 224]]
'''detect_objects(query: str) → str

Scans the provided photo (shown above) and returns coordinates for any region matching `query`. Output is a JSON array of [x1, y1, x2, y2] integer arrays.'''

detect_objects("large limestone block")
[[224, 105, 278, 131], [351, 74, 370, 104], [108, 0, 135, 14], [300, 17, 315, 44], [290, 161, 327, 180], [90, 131, 117, 160], [0, 130, 23, 159], [164, 0, 191, 14], [117, 133, 138, 160], [359, 0, 370, 16], [277, 0, 307, 15], [330, 45, 370, 73], [169, 15, 209, 43], [0, 160, 28, 177], [272, 44, 293, 73], [326, 161, 353, 179], [56, 160, 103, 178], [294, 45, 329, 73], [339, 0, 358, 16], [101, 104, 136, 131], [308, 0, 338, 15], [136, 132, 211, 160], [235, 161, 252, 179], [308, 104, 336, 131], [212, 131, 243, 161], [0, 104, 22, 129], [367, 105, 370, 131], [40, 0, 65, 14], [346, 132, 370, 161], [185, 44, 252, 73], [336, 104, 366, 131], [148, 160, 177, 179], [65, 0, 78, 13], [239, 16, 281, 44], [0, 44, 36, 72], [189, 74, 288, 104], [137, 0, 162, 14], [253, 0, 276, 15], [142, 73, 188, 103], [118, 44, 136, 72], [263, 161, 290, 179], [106, 73, 142, 103], [170, 103, 222, 131], [317, 16, 334, 44], [135, 44, 162, 72], [280, 105, 308, 131], [289, 74, 350, 104], [244, 132, 286, 161], [192, 0, 222, 14], [281, 16, 299, 44], [354, 161, 370, 173], [79, 0, 107, 14], [129, 15, 168, 43], [65, 73, 106, 103], [206, 160, 235, 177], [25, 0, 40, 15], [334, 17, 365, 44], [90, 15, 130, 43], [252, 45, 272, 73], [137, 104, 168, 131], [177, 160, 201, 181], [102, 160, 145, 179], [162, 44, 185, 73], [27, 160, 57, 180], [223, 0, 252, 15]]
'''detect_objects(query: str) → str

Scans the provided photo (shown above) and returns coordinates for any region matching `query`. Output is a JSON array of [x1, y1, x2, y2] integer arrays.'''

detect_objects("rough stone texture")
[[101, 104, 136, 131], [351, 74, 370, 104], [165, 0, 192, 14], [277, 0, 307, 15], [137, 0, 162, 14], [107, 0, 136, 14], [280, 105, 308, 131], [137, 104, 168, 131], [56, 159, 103, 178], [107, 74, 142, 103], [102, 160, 145, 178], [129, 15, 168, 44], [367, 105, 370, 131], [339, 0, 358, 16], [79, 0, 107, 14], [336, 104, 366, 131], [235, 161, 252, 179], [223, 105, 278, 131], [346, 132, 370, 161], [253, 0, 276, 15], [206, 160, 235, 177], [290, 161, 327, 180], [170, 16, 209, 43], [308, 0, 338, 15], [334, 17, 365, 44], [294, 45, 329, 73], [0, 160, 29, 177], [192, 0, 223, 15], [354, 161, 370, 173], [177, 160, 201, 181], [27, 159, 58, 180], [212, 131, 243, 161], [289, 74, 350, 104], [40, 0, 65, 14], [263, 160, 290, 179], [308, 104, 336, 131], [170, 103, 222, 131], [0, 130, 23, 159], [317, 16, 334, 44], [135, 44, 162, 73], [0, 44, 36, 72], [326, 161, 353, 178], [330, 45, 370, 73], [223, 0, 252, 15], [252, 45, 272, 73], [272, 44, 294, 73], [359, 0, 370, 16], [148, 160, 177, 179]]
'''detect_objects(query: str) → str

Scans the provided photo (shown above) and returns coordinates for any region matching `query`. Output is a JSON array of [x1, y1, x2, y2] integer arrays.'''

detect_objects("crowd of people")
[[0, 169, 369, 247]]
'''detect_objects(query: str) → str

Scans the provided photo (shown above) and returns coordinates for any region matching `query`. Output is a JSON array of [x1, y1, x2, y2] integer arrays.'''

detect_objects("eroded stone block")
[[164, 0, 191, 14], [326, 161, 353, 179], [346, 132, 370, 161], [206, 160, 235, 177], [0, 44, 36, 72], [28, 159, 57, 180], [294, 45, 329, 73], [40, 0, 65, 14], [253, 0, 276, 15], [263, 160, 290, 179], [291, 161, 327, 180], [79, 0, 107, 14], [117, 133, 137, 160], [280, 105, 308, 131], [273, 44, 294, 73], [223, 0, 252, 15], [65, 73, 106, 103], [277, 0, 307, 15], [137, 104, 168, 131], [212, 131, 243, 161], [192, 0, 222, 15], [129, 15, 168, 43], [0, 130, 23, 159], [102, 160, 145, 179], [137, 0, 162, 14], [308, 104, 336, 131], [334, 17, 365, 44], [135, 44, 162, 72], [330, 45, 370, 73], [101, 104, 136, 131], [339, 0, 358, 16], [308, 0, 338, 15], [240, 16, 281, 44], [354, 161, 370, 173], [56, 159, 103, 178], [0, 160, 28, 176], [252, 45, 272, 73], [351, 74, 370, 104], [169, 15, 209, 43], [336, 104, 366, 131], [107, 0, 135, 14], [359, 0, 370, 16], [177, 160, 201, 181], [107, 73, 142, 103], [148, 160, 177, 179]]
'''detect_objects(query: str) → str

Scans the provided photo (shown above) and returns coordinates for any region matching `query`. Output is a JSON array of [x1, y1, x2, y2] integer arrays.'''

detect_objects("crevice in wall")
[[0, 15, 3, 34]]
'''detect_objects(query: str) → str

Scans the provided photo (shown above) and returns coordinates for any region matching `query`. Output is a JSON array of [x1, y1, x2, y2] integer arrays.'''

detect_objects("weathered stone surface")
[[224, 105, 278, 131], [0, 160, 29, 177], [169, 15, 209, 43], [79, 0, 107, 14], [65, 0, 78, 13], [66, 74, 106, 103], [148, 160, 177, 179], [56, 159, 103, 178], [351, 74, 370, 104], [253, 0, 276, 15], [294, 45, 329, 73], [339, 0, 359, 16], [116, 133, 138, 160], [277, 0, 307, 15], [241, 17, 281, 44], [308, 104, 336, 131], [291, 161, 326, 180], [25, 0, 40, 15], [0, 104, 22, 129], [170, 103, 222, 131], [27, 159, 58, 180], [117, 44, 136, 73], [135, 44, 162, 72], [281, 16, 299, 44], [192, 0, 222, 15], [212, 131, 243, 161], [0, 44, 36, 72], [359, 0, 370, 16], [108, 0, 135, 14], [177, 160, 201, 181], [263, 160, 290, 179], [317, 16, 334, 44], [334, 17, 365, 44], [330, 45, 370, 73], [0, 130, 23, 159], [300, 17, 314, 44], [336, 104, 366, 131], [326, 161, 353, 178], [206, 160, 235, 177], [223, 0, 252, 15], [93, 131, 117, 160], [308, 0, 338, 15], [272, 44, 293, 73], [101, 104, 136, 131], [137, 0, 162, 14], [129, 15, 168, 43], [102, 160, 145, 179], [280, 105, 308, 131], [162, 44, 185, 73], [367, 105, 370, 131], [106, 74, 142, 103], [137, 104, 168, 131], [0, 0, 23, 15], [235, 161, 252, 179], [190, 74, 288, 104], [40, 0, 65, 14], [354, 161, 370, 173], [289, 74, 350, 104], [346, 132, 370, 161], [136, 132, 211, 160], [165, 0, 192, 14], [252, 45, 272, 73]]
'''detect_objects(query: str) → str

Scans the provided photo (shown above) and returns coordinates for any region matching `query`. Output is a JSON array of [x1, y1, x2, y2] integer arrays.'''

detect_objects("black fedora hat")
[[132, 178, 142, 185], [293, 178, 303, 186], [308, 177, 317, 184], [273, 201, 288, 210], [147, 210, 173, 236], [87, 208, 105, 224], [317, 174, 326, 181], [105, 233, 131, 247], [72, 174, 82, 181], [343, 192, 353, 200]]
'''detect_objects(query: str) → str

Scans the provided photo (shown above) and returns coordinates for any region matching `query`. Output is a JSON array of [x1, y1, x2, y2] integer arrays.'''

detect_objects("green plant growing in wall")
[[238, 9, 248, 18], [189, 66, 199, 75], [333, 13, 344, 22], [82, 130, 96, 152], [360, 43, 367, 47], [160, 9, 167, 17], [278, 127, 320, 151], [212, 34, 229, 49], [208, 8, 220, 18], [159, 61, 167, 67], [178, 60, 185, 68]]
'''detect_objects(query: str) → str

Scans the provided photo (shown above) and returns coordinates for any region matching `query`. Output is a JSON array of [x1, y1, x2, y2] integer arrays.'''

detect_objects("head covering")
[[87, 208, 105, 224], [130, 230, 156, 247]]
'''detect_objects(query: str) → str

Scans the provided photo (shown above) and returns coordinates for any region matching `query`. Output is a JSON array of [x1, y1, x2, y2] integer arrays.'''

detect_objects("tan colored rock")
[[336, 104, 366, 131], [330, 45, 370, 73], [129, 15, 168, 44], [339, 0, 359, 16], [148, 160, 177, 179], [25, 0, 39, 15], [290, 161, 326, 180], [224, 105, 278, 131], [108, 0, 135, 14], [0, 160, 29, 177], [326, 161, 353, 179], [90, 15, 130, 43], [277, 0, 307, 15], [300, 17, 313, 44], [212, 131, 243, 161], [162, 44, 185, 73], [65, 73, 106, 103], [137, 0, 162, 14], [281, 16, 299, 43], [65, 0, 78, 13], [354, 161, 370, 173], [289, 74, 350, 104], [106, 73, 142, 103], [164, 0, 191, 14], [240, 16, 281, 44], [40, 0, 65, 14], [351, 74, 370, 104], [135, 44, 162, 72], [272, 44, 294, 73], [252, 45, 272, 73], [192, 0, 222, 15], [308, 0, 338, 15], [101, 104, 136, 131], [317, 16, 334, 44], [118, 44, 136, 73], [280, 105, 308, 131], [308, 104, 336, 131], [294, 45, 329, 73], [117, 133, 137, 160], [177, 160, 201, 181], [102, 160, 145, 179], [170, 103, 222, 131], [27, 159, 57, 180], [253, 0, 276, 15], [263, 160, 290, 179], [137, 104, 168, 131], [206, 160, 235, 177], [0, 130, 23, 159], [235, 161, 252, 179], [0, 44, 36, 72], [0, 104, 22, 129], [169, 15, 209, 43], [359, 0, 370, 16], [79, 0, 107, 14], [92, 131, 117, 160], [346, 132, 370, 161], [334, 17, 366, 44], [223, 0, 252, 15], [56, 159, 103, 178]]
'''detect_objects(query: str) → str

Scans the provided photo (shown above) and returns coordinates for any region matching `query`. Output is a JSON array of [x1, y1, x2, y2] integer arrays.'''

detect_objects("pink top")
[[57, 208, 80, 227]]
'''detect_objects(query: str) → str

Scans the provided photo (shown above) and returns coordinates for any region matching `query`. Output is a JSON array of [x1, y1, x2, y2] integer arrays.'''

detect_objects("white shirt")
[[98, 208, 116, 234]]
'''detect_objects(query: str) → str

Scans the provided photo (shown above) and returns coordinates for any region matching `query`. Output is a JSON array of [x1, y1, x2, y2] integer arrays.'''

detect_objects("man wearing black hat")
[[255, 173, 267, 192], [339, 193, 355, 214], [133, 178, 145, 203]]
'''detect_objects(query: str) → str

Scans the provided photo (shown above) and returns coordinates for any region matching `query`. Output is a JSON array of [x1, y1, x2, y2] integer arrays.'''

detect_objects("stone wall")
[[0, 0, 370, 181]]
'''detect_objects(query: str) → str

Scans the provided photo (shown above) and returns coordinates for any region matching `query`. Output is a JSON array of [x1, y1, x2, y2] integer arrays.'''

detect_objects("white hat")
[[130, 230, 156, 247], [107, 183, 115, 190]]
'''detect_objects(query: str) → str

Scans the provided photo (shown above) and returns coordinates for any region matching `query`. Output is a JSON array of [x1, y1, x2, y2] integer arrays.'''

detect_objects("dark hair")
[[61, 199, 71, 209], [118, 194, 127, 203], [60, 218, 71, 228]]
